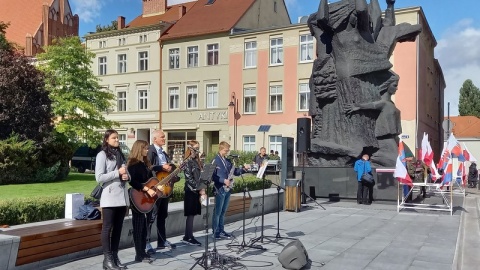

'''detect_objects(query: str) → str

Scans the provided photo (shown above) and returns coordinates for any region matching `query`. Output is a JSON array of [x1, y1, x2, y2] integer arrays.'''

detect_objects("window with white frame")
[[118, 38, 125, 46], [269, 135, 282, 155], [139, 34, 147, 43], [119, 134, 127, 145], [138, 51, 148, 71], [187, 46, 198, 67], [169, 48, 180, 69], [243, 87, 256, 114], [245, 41, 257, 68], [206, 84, 218, 108], [243, 136, 256, 152], [98, 56, 107, 75], [186, 85, 198, 109], [207, 44, 219, 65], [270, 37, 283, 65], [299, 34, 314, 62], [99, 40, 106, 48], [168, 87, 180, 110], [138, 89, 148, 110], [269, 85, 283, 112], [117, 54, 126, 73], [117, 91, 127, 112], [299, 83, 310, 111]]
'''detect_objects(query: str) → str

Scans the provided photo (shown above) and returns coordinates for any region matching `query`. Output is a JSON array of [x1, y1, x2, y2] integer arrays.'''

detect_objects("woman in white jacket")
[[95, 129, 129, 270]]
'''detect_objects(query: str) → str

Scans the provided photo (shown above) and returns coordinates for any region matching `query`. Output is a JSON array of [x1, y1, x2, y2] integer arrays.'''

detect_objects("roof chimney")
[[178, 5, 186, 19], [117, 16, 125, 29], [143, 0, 167, 16]]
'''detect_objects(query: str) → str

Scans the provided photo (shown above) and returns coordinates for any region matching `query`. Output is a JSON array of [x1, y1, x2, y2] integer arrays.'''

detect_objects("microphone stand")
[[299, 151, 325, 210], [264, 182, 297, 242], [227, 161, 265, 252]]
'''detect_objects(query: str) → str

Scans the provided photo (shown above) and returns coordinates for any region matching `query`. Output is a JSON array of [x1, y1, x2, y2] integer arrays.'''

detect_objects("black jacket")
[[184, 159, 202, 192], [147, 144, 170, 167]]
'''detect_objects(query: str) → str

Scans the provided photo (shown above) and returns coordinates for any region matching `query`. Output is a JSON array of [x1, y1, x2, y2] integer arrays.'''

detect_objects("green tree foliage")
[[37, 37, 118, 148], [0, 21, 12, 51], [459, 79, 480, 117], [95, 20, 118, 33], [0, 49, 52, 142]]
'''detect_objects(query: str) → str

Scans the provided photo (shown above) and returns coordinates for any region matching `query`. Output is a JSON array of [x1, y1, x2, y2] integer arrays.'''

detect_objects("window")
[[270, 38, 283, 65], [169, 48, 180, 69], [117, 54, 126, 73], [207, 44, 219, 65], [206, 84, 218, 108], [186, 85, 198, 109], [117, 91, 126, 112], [244, 87, 256, 113], [269, 135, 282, 155], [269, 85, 283, 112], [139, 34, 147, 43], [118, 38, 125, 46], [166, 132, 196, 163], [168, 87, 180, 110], [187, 46, 198, 67], [119, 134, 126, 145], [244, 41, 257, 68], [299, 83, 310, 111], [99, 40, 106, 48], [98, 56, 107, 75], [138, 51, 148, 71], [299, 34, 314, 62], [138, 90, 148, 110], [243, 136, 256, 152]]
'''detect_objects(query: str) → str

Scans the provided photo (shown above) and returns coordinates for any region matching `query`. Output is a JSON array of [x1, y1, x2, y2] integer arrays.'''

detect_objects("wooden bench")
[[226, 196, 252, 217], [2, 220, 103, 266]]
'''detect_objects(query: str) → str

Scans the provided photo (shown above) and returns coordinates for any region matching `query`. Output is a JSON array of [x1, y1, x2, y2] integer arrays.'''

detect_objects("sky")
[[71, 0, 480, 116]]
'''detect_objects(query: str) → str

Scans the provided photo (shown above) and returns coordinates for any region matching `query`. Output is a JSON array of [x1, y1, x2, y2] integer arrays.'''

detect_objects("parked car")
[[71, 144, 130, 173]]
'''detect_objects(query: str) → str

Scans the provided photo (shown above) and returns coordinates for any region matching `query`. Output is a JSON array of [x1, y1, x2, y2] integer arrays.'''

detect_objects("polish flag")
[[420, 133, 434, 167], [463, 143, 477, 162], [394, 140, 413, 187]]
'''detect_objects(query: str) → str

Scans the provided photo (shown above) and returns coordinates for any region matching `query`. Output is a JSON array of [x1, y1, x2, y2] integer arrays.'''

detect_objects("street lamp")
[[228, 92, 238, 150]]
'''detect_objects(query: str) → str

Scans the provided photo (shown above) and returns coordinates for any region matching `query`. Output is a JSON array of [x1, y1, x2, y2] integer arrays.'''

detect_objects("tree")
[[0, 50, 52, 142], [0, 21, 12, 51], [95, 20, 118, 33], [37, 37, 117, 147], [458, 79, 480, 117]]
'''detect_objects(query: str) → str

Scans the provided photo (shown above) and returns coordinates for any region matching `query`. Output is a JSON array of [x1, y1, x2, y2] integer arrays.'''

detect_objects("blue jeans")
[[212, 187, 231, 235]]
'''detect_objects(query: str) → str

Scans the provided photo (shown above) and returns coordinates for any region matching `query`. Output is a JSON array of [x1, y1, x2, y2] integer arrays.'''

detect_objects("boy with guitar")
[[211, 141, 249, 239]]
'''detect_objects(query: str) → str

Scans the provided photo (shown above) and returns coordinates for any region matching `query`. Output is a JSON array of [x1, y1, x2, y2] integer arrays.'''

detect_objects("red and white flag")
[[394, 140, 413, 186]]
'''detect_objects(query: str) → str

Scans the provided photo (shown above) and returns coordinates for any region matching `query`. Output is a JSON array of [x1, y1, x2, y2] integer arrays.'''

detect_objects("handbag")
[[90, 184, 103, 200], [361, 162, 374, 184], [75, 204, 101, 220]]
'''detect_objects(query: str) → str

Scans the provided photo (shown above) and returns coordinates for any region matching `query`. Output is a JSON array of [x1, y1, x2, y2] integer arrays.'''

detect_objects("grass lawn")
[[0, 172, 270, 201]]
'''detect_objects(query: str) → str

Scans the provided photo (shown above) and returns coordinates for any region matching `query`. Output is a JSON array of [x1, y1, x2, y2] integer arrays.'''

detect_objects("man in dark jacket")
[[468, 162, 478, 188], [145, 129, 177, 253]]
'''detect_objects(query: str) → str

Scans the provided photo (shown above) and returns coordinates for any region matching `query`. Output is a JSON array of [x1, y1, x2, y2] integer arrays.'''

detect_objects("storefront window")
[[167, 131, 196, 164]]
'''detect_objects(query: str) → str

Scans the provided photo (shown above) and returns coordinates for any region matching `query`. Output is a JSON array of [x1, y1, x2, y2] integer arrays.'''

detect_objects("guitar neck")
[[154, 156, 193, 187]]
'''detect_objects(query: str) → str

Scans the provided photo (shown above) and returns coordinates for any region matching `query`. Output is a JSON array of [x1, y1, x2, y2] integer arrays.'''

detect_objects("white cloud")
[[71, 0, 108, 23], [436, 19, 480, 115]]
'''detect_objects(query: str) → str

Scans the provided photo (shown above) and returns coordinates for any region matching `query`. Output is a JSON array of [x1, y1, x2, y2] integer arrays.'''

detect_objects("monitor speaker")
[[278, 240, 309, 270], [296, 118, 311, 153]]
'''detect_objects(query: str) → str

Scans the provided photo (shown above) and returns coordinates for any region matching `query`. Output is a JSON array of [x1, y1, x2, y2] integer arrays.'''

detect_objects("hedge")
[[0, 176, 272, 226]]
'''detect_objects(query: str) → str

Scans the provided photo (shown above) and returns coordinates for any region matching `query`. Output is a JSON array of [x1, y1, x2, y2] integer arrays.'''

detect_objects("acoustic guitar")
[[130, 152, 195, 213]]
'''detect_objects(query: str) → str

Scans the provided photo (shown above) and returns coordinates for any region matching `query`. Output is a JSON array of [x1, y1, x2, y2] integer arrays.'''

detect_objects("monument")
[[307, 0, 422, 168]]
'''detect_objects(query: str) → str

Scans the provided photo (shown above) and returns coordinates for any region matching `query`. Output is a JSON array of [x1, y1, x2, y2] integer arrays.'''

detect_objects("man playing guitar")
[[145, 129, 177, 253]]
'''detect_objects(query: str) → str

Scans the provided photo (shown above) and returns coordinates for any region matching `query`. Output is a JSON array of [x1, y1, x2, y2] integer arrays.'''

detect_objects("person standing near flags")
[[468, 162, 478, 188], [354, 153, 373, 205]]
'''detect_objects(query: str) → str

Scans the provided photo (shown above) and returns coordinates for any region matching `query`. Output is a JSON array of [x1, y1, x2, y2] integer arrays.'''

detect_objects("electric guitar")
[[130, 152, 195, 213]]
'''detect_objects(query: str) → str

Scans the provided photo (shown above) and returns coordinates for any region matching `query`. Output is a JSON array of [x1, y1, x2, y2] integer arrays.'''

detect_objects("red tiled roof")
[[161, 0, 256, 40], [127, 2, 196, 28], [447, 116, 480, 138], [0, 0, 53, 48]]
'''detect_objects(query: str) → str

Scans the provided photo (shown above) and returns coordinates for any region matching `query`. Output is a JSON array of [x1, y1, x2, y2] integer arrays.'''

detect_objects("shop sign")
[[198, 111, 227, 121]]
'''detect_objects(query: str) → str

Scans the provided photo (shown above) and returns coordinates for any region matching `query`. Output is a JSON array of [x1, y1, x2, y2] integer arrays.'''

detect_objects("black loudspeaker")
[[296, 118, 311, 153], [281, 137, 294, 181], [278, 240, 309, 270]]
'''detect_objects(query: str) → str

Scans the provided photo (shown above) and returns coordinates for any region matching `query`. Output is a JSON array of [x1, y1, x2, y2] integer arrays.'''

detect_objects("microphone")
[[227, 154, 240, 159]]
